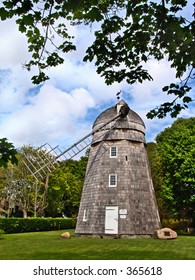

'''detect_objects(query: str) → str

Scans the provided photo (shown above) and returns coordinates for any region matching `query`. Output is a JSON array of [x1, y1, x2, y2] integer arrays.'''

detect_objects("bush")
[[176, 229, 195, 236], [161, 219, 192, 231], [0, 218, 76, 234], [0, 228, 5, 236]]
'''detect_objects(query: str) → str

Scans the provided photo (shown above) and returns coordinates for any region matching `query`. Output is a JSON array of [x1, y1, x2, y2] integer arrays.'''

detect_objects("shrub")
[[161, 219, 192, 231], [0, 218, 76, 234], [176, 229, 195, 236], [0, 228, 5, 236]]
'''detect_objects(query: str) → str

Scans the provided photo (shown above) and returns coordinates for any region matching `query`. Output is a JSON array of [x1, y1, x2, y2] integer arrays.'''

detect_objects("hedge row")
[[0, 218, 76, 234], [161, 219, 194, 231]]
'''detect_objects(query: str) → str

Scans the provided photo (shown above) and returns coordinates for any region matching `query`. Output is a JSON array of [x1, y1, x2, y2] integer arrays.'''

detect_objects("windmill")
[[75, 99, 161, 237], [23, 99, 161, 237]]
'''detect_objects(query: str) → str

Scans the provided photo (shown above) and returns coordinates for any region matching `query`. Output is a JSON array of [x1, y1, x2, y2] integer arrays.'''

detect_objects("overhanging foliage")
[[0, 0, 194, 118]]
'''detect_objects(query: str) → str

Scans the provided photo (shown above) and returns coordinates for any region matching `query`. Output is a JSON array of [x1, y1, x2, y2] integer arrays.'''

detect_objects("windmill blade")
[[22, 143, 60, 181], [22, 106, 129, 181]]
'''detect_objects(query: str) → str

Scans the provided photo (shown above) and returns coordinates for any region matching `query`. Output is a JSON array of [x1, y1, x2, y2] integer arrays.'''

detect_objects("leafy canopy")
[[0, 138, 18, 168], [146, 142, 171, 219], [0, 0, 195, 118], [156, 117, 195, 219]]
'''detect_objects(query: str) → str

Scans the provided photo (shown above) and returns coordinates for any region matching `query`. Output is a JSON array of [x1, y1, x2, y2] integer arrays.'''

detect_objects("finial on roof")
[[116, 90, 121, 100]]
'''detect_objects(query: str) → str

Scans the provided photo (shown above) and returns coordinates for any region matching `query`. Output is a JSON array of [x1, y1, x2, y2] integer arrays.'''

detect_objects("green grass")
[[0, 230, 195, 260]]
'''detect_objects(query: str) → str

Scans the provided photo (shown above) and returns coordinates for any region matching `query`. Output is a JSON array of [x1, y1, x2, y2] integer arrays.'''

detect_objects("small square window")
[[110, 147, 117, 158], [109, 174, 117, 187]]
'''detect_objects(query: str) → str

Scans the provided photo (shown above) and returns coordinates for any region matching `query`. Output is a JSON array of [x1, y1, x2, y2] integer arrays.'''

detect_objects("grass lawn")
[[0, 230, 195, 260]]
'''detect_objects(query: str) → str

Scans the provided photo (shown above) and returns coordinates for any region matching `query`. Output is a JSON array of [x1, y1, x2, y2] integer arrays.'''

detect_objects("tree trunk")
[[22, 209, 27, 218], [34, 181, 38, 217], [40, 173, 49, 217]]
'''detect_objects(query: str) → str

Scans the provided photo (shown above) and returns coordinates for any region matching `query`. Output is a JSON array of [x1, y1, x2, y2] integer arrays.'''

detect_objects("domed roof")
[[92, 100, 146, 144], [93, 99, 145, 128]]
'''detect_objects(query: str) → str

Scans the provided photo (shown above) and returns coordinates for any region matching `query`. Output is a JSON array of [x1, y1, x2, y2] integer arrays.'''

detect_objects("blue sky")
[[0, 8, 195, 152]]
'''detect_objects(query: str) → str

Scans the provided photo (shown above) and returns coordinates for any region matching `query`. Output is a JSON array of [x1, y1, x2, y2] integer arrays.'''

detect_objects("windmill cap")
[[91, 99, 146, 145], [93, 99, 145, 128]]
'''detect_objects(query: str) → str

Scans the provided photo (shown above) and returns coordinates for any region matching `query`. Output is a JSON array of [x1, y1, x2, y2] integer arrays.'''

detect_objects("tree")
[[0, 144, 88, 217], [0, 138, 18, 168], [0, 162, 35, 217], [146, 142, 172, 219], [156, 118, 195, 220], [45, 156, 87, 217], [0, 0, 194, 118], [20, 144, 58, 217], [0, 146, 44, 217]]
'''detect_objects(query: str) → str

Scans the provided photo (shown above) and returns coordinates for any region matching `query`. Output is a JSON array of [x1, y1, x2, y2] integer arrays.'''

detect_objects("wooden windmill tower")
[[23, 98, 161, 237], [75, 99, 161, 237]]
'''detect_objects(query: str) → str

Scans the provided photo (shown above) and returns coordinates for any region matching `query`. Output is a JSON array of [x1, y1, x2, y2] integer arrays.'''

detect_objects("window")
[[110, 146, 118, 158], [83, 209, 88, 221], [109, 174, 117, 187]]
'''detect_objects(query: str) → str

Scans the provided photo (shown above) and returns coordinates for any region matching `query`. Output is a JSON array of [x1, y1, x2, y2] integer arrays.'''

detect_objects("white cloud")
[[48, 60, 122, 103], [0, 69, 30, 113], [130, 60, 178, 108], [0, 84, 95, 147], [0, 18, 29, 68]]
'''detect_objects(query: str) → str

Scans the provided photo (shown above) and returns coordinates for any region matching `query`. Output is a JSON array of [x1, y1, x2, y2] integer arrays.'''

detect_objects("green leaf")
[[22, 14, 34, 25], [162, 86, 169, 92], [0, 138, 18, 168], [170, 83, 176, 88], [183, 96, 192, 103], [86, 7, 104, 22], [141, 54, 147, 62], [31, 72, 49, 84], [0, 7, 9, 20], [32, 52, 39, 59]]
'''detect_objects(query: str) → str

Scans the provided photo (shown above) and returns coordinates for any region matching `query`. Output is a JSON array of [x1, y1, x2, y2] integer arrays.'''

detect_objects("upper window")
[[109, 174, 117, 187], [110, 146, 118, 158]]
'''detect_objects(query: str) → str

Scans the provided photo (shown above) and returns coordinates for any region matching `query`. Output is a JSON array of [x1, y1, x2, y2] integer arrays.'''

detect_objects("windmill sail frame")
[[22, 107, 129, 181]]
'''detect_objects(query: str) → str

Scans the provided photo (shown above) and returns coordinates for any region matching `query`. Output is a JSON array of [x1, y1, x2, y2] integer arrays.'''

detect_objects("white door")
[[105, 206, 118, 234]]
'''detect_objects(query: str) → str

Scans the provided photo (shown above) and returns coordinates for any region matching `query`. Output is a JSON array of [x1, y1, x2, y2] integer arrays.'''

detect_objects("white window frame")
[[110, 146, 118, 158], [83, 209, 88, 221], [109, 174, 117, 187]]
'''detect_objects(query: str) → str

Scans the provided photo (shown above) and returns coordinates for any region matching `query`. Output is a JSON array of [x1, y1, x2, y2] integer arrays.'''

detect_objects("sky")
[[0, 7, 195, 154]]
